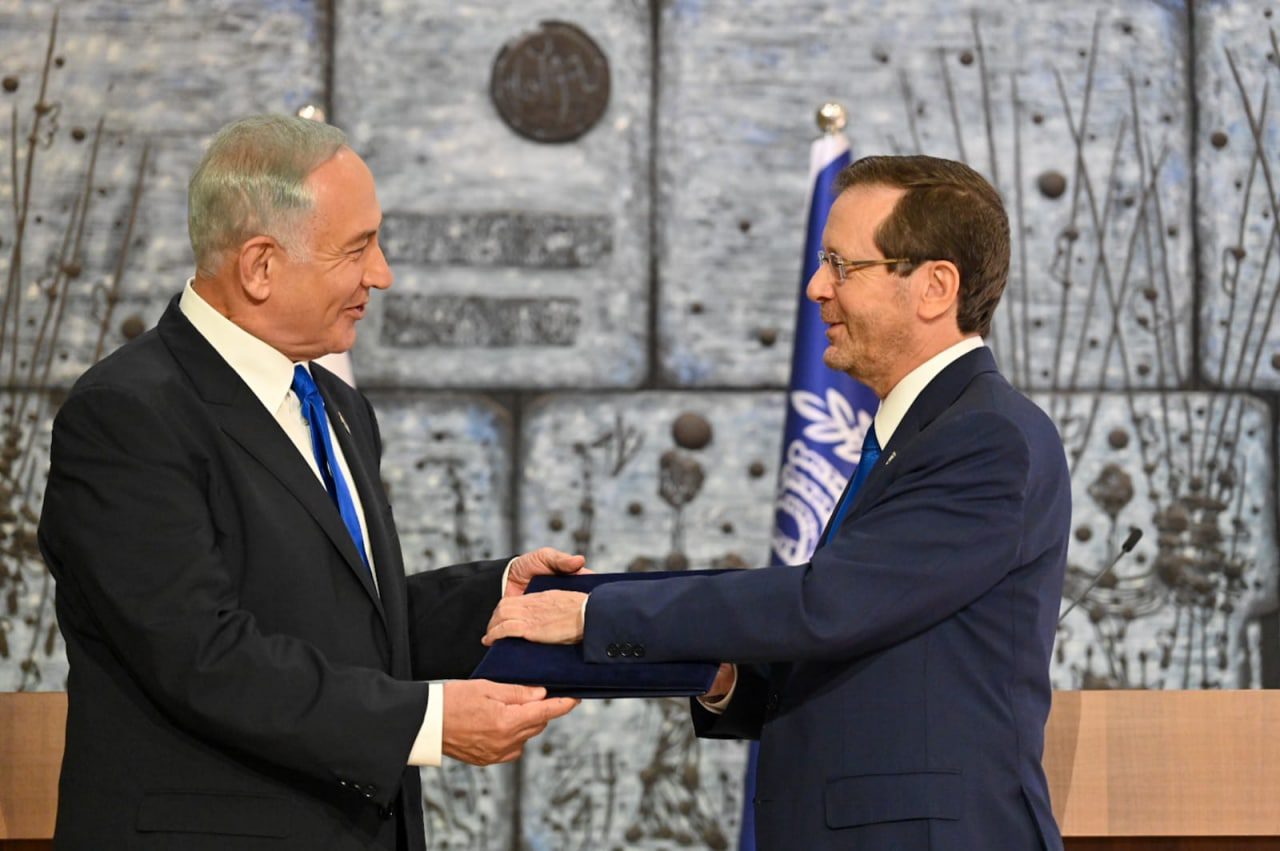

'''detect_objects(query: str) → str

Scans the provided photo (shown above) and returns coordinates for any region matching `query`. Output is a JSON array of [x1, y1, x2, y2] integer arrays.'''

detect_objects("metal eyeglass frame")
[[815, 249, 914, 283]]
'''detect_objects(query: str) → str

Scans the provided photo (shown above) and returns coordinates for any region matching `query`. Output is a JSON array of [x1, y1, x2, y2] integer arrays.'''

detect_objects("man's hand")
[[483, 591, 588, 645], [442, 680, 578, 765], [504, 547, 588, 597]]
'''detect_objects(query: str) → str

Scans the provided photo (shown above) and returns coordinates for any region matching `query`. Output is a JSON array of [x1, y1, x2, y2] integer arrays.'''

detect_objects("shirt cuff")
[[500, 557, 516, 596], [695, 664, 738, 715], [408, 681, 444, 766]]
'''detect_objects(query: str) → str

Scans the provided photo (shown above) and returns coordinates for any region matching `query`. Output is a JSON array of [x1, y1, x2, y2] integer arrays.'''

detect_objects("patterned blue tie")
[[291, 365, 369, 572], [827, 424, 881, 535]]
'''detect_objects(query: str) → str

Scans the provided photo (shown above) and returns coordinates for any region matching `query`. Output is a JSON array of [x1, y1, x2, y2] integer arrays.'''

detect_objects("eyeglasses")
[[815, 249, 913, 283]]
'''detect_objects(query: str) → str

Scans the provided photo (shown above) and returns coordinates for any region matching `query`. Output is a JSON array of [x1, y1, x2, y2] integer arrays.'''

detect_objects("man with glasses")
[[486, 155, 1071, 850]]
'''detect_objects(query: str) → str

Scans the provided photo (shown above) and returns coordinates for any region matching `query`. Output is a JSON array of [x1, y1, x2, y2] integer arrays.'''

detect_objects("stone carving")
[[381, 295, 580, 348], [490, 20, 611, 143], [0, 11, 148, 690], [380, 211, 612, 269], [1049, 392, 1275, 689]]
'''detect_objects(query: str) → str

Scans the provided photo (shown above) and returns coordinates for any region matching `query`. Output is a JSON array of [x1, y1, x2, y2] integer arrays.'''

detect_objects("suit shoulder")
[[60, 328, 205, 428], [959, 372, 1068, 476], [960, 371, 1058, 432], [68, 328, 177, 395]]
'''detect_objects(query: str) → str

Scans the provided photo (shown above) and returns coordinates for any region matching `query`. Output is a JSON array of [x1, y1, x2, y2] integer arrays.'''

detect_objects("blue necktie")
[[827, 424, 881, 535], [291, 365, 370, 572]]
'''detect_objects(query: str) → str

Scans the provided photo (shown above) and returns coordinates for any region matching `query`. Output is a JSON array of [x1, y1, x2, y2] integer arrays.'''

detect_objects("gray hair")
[[188, 114, 348, 274]]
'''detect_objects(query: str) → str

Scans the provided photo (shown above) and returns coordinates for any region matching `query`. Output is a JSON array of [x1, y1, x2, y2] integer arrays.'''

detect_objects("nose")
[[806, 263, 833, 304], [364, 238, 393, 290]]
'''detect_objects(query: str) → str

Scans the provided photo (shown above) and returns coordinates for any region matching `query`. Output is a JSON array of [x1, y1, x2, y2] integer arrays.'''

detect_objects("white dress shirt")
[[179, 282, 446, 766]]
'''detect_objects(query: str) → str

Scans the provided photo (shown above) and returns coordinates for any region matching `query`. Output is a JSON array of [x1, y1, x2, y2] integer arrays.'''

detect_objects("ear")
[[918, 259, 960, 323], [236, 236, 281, 304]]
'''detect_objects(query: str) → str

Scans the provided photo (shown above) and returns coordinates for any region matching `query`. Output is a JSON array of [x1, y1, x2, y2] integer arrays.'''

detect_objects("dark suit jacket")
[[584, 348, 1070, 850], [39, 298, 506, 850]]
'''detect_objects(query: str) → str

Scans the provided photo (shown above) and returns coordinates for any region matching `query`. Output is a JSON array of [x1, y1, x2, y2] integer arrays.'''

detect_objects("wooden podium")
[[2, 690, 1279, 848], [1045, 690, 1280, 850], [0, 692, 64, 850]]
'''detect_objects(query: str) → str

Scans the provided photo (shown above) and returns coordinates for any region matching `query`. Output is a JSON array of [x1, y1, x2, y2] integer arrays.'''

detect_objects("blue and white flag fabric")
[[738, 130, 879, 851], [770, 132, 879, 568]]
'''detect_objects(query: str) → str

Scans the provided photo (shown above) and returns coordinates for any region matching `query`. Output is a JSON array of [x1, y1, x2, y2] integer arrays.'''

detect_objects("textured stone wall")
[[2, 0, 1277, 848]]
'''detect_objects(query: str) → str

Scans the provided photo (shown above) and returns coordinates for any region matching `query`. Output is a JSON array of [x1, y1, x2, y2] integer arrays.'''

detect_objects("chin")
[[822, 349, 850, 373]]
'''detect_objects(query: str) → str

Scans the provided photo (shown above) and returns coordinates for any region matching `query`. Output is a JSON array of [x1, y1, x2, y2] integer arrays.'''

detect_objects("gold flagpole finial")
[[816, 102, 847, 135]]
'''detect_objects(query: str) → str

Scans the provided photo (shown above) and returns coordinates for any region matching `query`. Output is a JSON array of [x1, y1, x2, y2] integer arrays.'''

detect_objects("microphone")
[[1058, 527, 1143, 625]]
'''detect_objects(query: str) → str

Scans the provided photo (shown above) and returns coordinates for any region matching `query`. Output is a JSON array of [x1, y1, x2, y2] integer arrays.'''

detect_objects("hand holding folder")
[[472, 571, 726, 698]]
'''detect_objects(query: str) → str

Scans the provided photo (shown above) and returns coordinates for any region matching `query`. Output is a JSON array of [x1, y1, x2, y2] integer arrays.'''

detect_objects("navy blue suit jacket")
[[584, 348, 1070, 850]]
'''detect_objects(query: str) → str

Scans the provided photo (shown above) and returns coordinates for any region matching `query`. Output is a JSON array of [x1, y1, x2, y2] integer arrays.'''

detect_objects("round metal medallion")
[[490, 20, 611, 144]]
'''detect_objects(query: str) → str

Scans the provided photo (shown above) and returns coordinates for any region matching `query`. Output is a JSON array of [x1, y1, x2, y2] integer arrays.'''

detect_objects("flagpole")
[[737, 102, 879, 851]]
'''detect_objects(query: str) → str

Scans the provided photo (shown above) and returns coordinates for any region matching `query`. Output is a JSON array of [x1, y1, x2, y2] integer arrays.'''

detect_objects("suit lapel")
[[816, 347, 1000, 545], [155, 300, 388, 625]]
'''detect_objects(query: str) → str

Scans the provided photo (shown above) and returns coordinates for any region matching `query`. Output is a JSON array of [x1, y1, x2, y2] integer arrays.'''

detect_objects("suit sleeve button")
[[606, 643, 620, 658], [620, 642, 633, 657], [634, 645, 645, 658]]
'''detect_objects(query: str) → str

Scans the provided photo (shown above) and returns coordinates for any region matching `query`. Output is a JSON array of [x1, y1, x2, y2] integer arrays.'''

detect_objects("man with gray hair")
[[39, 114, 580, 850]]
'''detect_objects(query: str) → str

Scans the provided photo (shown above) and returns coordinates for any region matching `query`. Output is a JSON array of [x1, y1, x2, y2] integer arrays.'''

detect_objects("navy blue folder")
[[470, 570, 731, 699]]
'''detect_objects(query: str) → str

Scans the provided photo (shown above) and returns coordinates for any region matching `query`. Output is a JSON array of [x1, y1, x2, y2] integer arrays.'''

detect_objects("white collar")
[[874, 336, 985, 446], [179, 280, 301, 414]]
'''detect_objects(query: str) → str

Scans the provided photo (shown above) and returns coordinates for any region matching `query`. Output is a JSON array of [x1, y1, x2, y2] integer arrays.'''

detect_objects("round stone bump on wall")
[[1210, 130, 1229, 149], [2, 76, 18, 93], [1037, 171, 1067, 199], [672, 412, 712, 450], [757, 327, 778, 347], [121, 315, 146, 340], [490, 20, 610, 143], [1107, 429, 1130, 450]]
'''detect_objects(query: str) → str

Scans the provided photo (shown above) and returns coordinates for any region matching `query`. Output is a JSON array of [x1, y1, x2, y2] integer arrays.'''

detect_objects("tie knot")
[[862, 424, 881, 454], [292, 364, 323, 407]]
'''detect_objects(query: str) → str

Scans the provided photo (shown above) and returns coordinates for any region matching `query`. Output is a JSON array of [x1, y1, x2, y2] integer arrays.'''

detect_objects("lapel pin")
[[884, 451, 897, 465], [336, 410, 352, 434]]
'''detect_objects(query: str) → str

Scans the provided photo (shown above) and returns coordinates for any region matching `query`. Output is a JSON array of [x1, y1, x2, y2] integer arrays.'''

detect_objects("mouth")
[[345, 302, 368, 318]]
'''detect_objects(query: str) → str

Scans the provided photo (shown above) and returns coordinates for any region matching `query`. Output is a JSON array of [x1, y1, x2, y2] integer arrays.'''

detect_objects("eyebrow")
[[344, 228, 378, 249]]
